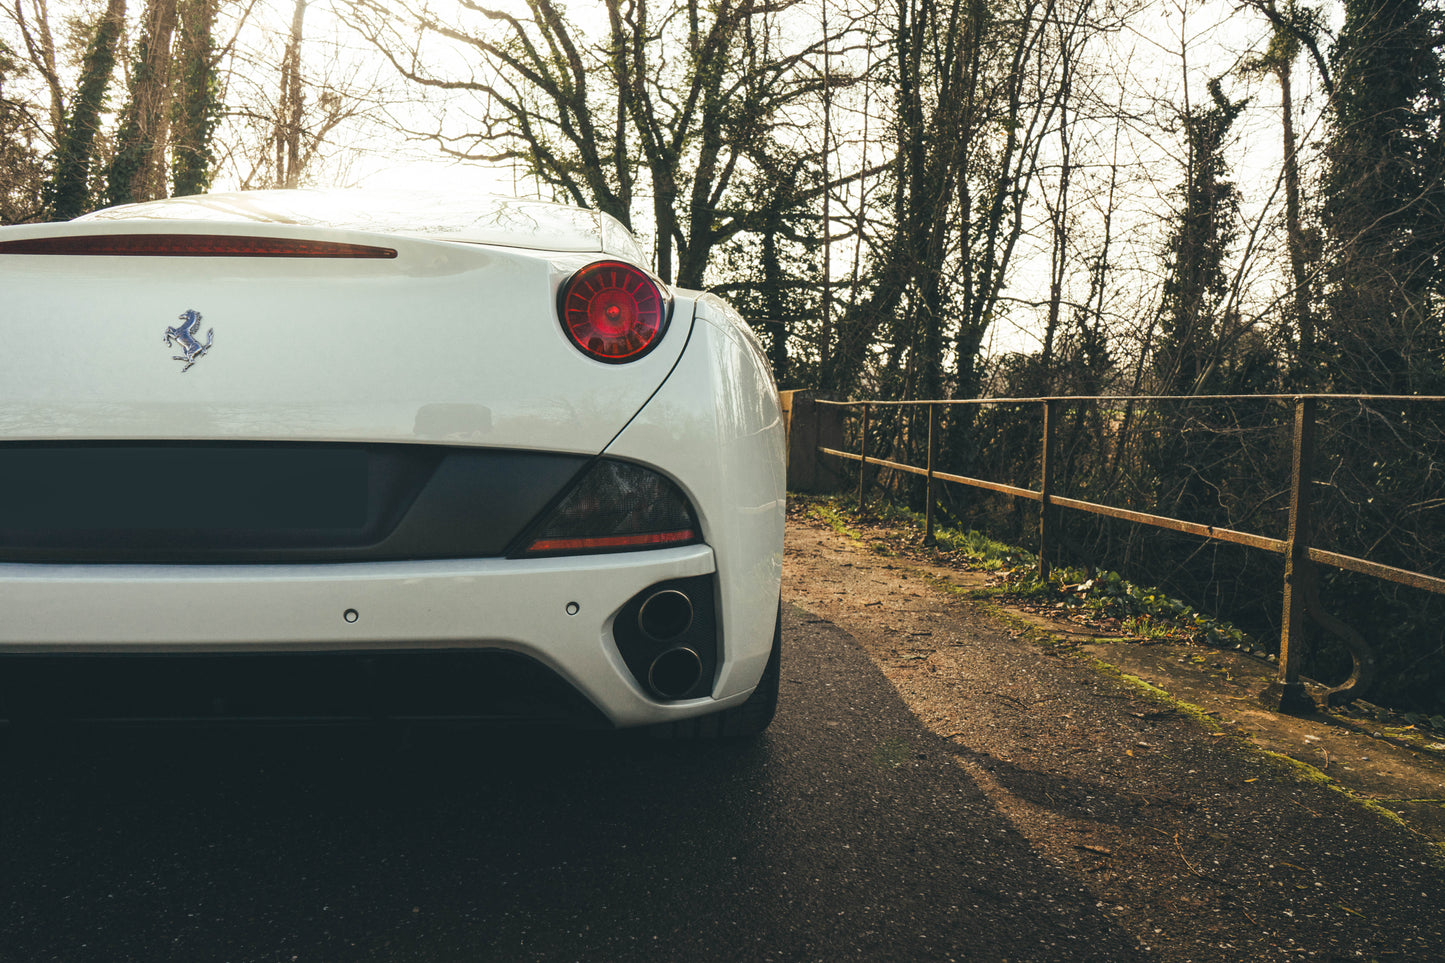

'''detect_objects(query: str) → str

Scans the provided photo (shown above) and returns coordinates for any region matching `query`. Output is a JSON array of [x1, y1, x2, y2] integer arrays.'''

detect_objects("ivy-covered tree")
[[1320, 0, 1445, 394], [1155, 79, 1247, 395], [709, 146, 824, 386], [40, 0, 126, 220]]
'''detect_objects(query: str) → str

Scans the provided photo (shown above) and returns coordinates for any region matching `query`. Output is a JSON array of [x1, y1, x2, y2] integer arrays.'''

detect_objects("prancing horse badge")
[[165, 309, 214, 373]]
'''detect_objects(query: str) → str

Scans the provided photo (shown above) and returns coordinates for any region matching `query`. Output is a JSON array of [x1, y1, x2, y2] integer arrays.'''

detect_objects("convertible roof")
[[78, 189, 647, 262]]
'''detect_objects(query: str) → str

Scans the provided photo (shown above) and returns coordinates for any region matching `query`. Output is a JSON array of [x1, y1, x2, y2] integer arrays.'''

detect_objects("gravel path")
[[784, 510, 1445, 961]]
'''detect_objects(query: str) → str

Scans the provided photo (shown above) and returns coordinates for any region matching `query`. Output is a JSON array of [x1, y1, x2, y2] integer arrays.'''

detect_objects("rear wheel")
[[653, 603, 780, 739]]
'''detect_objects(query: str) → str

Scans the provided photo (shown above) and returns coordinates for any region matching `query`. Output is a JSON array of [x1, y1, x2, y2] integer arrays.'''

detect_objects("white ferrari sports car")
[[0, 190, 785, 736]]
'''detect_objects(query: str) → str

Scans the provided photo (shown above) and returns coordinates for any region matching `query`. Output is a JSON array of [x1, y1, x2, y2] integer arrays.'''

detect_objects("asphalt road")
[[0, 606, 1152, 963]]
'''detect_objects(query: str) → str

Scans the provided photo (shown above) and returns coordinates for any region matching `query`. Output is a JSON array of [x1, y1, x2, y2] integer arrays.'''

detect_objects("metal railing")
[[815, 394, 1445, 711]]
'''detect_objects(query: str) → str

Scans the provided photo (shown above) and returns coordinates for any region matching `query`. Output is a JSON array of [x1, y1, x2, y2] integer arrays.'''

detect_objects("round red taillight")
[[558, 260, 669, 363]]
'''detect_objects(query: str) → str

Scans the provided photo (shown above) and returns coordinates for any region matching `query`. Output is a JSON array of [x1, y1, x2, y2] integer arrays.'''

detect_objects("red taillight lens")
[[0, 234, 397, 258], [558, 260, 669, 363], [515, 459, 698, 557]]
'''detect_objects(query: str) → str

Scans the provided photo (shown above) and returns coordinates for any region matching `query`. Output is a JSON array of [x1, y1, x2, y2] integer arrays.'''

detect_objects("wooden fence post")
[[1263, 397, 1319, 712], [783, 392, 846, 492], [857, 403, 870, 513], [1038, 399, 1060, 579]]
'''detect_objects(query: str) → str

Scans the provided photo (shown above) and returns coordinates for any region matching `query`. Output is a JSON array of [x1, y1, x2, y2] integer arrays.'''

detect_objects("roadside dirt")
[[782, 506, 1445, 961]]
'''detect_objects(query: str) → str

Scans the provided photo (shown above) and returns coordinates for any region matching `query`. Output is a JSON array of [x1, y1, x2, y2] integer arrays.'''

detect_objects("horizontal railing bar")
[[932, 470, 1041, 501], [822, 447, 1286, 551], [820, 448, 938, 480], [863, 454, 931, 478], [1308, 548, 1445, 596], [824, 449, 1044, 501], [1049, 496, 1287, 554], [815, 394, 1445, 407]]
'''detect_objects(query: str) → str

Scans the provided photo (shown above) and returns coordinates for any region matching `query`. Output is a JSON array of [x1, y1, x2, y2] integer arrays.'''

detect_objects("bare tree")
[[0, 39, 49, 220], [4, 0, 65, 138], [274, 0, 304, 188], [211, 0, 377, 190], [1242, 0, 1322, 383], [819, 0, 1115, 400], [347, 0, 856, 285]]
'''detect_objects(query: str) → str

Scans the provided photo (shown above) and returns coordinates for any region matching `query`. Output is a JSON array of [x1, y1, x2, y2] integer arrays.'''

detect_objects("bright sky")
[[199, 0, 1329, 358]]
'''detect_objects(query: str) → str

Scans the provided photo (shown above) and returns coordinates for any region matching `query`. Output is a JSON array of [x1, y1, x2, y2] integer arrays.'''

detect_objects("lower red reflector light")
[[527, 529, 696, 554]]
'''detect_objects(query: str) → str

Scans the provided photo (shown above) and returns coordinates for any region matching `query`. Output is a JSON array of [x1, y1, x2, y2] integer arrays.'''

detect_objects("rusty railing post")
[[1038, 399, 1060, 580], [1263, 397, 1318, 712], [857, 403, 870, 513], [924, 402, 937, 545]]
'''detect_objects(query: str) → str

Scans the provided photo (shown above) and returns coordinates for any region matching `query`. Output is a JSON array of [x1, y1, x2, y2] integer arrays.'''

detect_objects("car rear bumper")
[[0, 545, 753, 727]]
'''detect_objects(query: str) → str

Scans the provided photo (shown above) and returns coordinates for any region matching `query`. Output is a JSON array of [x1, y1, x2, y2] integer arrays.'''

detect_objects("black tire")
[[653, 603, 781, 739]]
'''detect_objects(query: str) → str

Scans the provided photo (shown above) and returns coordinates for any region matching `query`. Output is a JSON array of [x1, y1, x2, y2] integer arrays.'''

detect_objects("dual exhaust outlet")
[[637, 589, 702, 699], [615, 576, 715, 702]]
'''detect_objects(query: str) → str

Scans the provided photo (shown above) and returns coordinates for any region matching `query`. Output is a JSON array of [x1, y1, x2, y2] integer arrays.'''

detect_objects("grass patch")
[[808, 501, 866, 541]]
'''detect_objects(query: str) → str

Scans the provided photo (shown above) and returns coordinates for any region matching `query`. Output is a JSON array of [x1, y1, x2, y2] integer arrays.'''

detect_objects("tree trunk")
[[1278, 60, 1314, 380], [106, 0, 179, 206], [652, 171, 677, 284], [276, 0, 308, 189]]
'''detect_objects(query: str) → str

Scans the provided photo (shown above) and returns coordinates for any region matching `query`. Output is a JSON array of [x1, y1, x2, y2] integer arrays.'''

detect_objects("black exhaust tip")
[[647, 647, 703, 700], [637, 589, 694, 641]]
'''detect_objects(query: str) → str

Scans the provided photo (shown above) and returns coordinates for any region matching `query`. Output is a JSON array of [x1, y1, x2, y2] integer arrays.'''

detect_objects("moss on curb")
[[1006, 605, 1445, 858], [1252, 751, 1445, 863], [982, 596, 1438, 846]]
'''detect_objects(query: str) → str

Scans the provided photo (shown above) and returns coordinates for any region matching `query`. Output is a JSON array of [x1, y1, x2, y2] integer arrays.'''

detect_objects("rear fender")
[[602, 294, 786, 699]]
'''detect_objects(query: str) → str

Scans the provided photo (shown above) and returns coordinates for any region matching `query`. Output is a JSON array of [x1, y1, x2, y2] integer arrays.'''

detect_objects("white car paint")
[[0, 190, 785, 730], [0, 224, 680, 452]]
